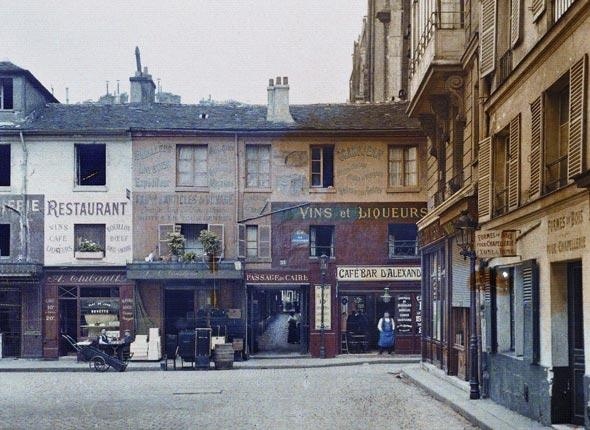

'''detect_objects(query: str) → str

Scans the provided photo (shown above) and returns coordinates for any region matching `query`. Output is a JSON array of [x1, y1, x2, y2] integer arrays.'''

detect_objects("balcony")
[[126, 260, 243, 280], [388, 240, 419, 259], [408, 10, 465, 116]]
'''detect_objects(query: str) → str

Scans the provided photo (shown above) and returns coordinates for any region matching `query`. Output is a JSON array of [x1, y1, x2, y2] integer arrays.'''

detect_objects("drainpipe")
[[19, 132, 29, 262]]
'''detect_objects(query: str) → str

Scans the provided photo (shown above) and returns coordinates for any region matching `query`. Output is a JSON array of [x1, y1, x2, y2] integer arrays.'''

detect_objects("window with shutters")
[[480, 0, 497, 78], [238, 224, 270, 260], [388, 224, 418, 258], [544, 77, 569, 194], [531, 0, 545, 21], [0, 145, 10, 187], [75, 144, 106, 186], [179, 224, 208, 255], [245, 144, 271, 188], [0, 224, 9, 257], [492, 129, 510, 217], [388, 146, 418, 187], [246, 225, 258, 258], [310, 225, 334, 257], [0, 78, 13, 110], [176, 145, 208, 187], [310, 146, 334, 188]]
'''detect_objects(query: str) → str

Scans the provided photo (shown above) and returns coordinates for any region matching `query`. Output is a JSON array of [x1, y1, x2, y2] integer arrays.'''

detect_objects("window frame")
[[0, 78, 13, 110], [387, 145, 419, 190], [75, 144, 107, 188], [309, 225, 334, 258], [179, 223, 208, 256], [246, 225, 258, 258], [388, 224, 418, 258], [245, 144, 271, 189], [492, 129, 510, 217], [0, 224, 10, 257], [543, 77, 570, 195], [310, 145, 334, 189], [0, 145, 10, 187], [176, 144, 209, 188], [74, 224, 106, 257]]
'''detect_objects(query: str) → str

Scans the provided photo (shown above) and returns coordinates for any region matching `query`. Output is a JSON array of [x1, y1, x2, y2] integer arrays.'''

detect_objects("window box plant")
[[75, 238, 104, 259], [166, 232, 186, 262], [199, 230, 221, 270]]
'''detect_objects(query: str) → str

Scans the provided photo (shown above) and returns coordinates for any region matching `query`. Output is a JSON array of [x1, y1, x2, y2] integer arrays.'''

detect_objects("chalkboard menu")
[[416, 294, 422, 335], [396, 295, 413, 334]]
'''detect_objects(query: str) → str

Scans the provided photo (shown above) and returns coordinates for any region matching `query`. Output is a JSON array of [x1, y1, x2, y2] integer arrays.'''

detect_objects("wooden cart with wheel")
[[62, 334, 128, 372]]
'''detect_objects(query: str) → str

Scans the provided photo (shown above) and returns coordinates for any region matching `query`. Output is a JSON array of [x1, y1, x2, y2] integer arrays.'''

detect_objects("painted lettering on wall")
[[336, 146, 385, 161], [286, 204, 428, 221], [46, 200, 128, 218], [546, 204, 588, 259]]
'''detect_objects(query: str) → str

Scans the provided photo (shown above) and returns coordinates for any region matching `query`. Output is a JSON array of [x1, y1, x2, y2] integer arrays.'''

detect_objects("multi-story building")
[[349, 0, 411, 103], [477, 0, 590, 426]]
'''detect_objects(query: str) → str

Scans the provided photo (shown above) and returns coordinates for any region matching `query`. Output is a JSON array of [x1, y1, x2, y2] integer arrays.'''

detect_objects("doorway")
[[0, 287, 21, 357], [568, 261, 584, 425], [247, 285, 309, 355], [59, 299, 77, 356], [164, 289, 195, 336]]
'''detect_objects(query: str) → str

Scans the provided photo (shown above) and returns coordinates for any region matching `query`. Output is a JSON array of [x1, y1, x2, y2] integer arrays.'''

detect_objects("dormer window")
[[0, 78, 13, 110]]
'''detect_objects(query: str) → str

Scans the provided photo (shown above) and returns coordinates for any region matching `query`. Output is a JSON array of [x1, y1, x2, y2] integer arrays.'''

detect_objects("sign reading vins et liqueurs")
[[474, 230, 517, 258], [314, 285, 331, 330], [336, 266, 421, 282]]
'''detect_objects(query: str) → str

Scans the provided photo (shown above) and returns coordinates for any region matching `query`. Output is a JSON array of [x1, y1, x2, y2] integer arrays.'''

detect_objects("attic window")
[[200, 113, 209, 119], [76, 144, 106, 186], [0, 78, 13, 110]]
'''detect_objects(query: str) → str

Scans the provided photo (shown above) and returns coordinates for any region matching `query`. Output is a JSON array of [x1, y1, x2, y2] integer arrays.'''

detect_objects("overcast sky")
[[3, 1, 366, 105]]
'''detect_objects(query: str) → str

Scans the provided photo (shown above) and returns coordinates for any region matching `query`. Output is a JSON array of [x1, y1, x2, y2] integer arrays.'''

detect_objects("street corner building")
[[0, 55, 427, 362]]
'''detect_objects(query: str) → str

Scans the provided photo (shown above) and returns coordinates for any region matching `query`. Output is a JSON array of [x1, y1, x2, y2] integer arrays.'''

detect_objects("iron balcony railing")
[[389, 240, 419, 258], [544, 155, 568, 194]]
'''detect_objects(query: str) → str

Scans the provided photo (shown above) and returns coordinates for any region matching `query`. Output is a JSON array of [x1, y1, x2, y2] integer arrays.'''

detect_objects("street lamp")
[[319, 253, 328, 359], [454, 210, 480, 400], [381, 287, 392, 303]]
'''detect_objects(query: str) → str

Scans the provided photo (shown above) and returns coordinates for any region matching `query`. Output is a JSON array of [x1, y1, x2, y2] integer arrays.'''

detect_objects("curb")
[[0, 358, 420, 373]]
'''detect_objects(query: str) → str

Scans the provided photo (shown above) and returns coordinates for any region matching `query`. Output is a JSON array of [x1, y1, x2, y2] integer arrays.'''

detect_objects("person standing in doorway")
[[377, 312, 395, 354]]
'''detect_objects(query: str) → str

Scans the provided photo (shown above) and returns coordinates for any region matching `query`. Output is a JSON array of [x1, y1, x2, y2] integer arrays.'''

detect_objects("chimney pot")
[[269, 78, 274, 87], [276, 76, 282, 85], [266, 75, 294, 123]]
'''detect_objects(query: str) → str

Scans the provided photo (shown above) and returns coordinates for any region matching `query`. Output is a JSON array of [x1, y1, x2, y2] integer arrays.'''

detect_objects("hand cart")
[[61, 334, 128, 372]]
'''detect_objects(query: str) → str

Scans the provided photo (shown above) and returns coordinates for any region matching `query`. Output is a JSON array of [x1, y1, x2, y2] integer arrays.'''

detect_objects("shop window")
[[427, 249, 445, 342], [310, 225, 334, 257], [74, 224, 106, 255], [177, 144, 208, 187], [495, 267, 523, 355], [79, 287, 120, 339], [0, 145, 10, 186], [75, 144, 106, 186], [492, 129, 509, 216], [0, 224, 9, 256], [388, 146, 417, 187], [544, 78, 569, 194], [0, 78, 13, 110], [388, 224, 418, 258], [310, 146, 334, 188], [180, 223, 208, 255], [245, 144, 270, 188]]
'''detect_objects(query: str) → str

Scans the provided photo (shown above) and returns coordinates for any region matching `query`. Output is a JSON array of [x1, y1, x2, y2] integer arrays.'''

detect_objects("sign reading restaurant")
[[337, 266, 421, 282]]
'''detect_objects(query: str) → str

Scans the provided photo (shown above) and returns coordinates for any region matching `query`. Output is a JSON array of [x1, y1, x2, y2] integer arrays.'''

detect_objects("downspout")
[[235, 132, 248, 356], [19, 131, 29, 262]]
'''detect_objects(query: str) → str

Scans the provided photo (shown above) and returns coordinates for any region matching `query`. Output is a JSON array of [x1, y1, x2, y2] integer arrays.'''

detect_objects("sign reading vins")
[[314, 285, 331, 330]]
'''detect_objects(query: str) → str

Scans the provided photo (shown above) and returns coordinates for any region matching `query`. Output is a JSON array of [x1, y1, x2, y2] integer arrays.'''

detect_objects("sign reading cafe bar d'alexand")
[[337, 266, 421, 282]]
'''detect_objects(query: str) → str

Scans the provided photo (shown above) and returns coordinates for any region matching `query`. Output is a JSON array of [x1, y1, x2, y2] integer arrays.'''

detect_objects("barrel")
[[214, 344, 234, 370]]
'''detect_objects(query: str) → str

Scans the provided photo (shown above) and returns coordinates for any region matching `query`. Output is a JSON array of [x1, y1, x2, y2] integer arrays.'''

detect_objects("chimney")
[[129, 47, 155, 103], [266, 76, 294, 123]]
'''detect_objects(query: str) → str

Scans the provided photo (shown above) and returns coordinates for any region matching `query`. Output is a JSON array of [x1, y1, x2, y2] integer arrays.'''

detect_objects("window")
[[0, 145, 10, 186], [495, 267, 523, 355], [0, 78, 13, 110], [246, 145, 270, 188], [237, 224, 271, 259], [310, 146, 334, 188], [388, 146, 417, 187], [427, 249, 445, 342], [310, 225, 334, 257], [177, 145, 208, 187], [246, 225, 258, 257], [76, 144, 106, 186], [74, 224, 106, 255], [388, 224, 418, 258], [492, 130, 509, 216], [180, 224, 208, 255], [544, 81, 569, 194], [0, 224, 9, 256]]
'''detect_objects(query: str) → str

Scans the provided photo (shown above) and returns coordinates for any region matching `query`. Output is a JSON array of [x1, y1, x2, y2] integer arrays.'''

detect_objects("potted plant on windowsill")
[[199, 230, 221, 271], [166, 232, 185, 262], [75, 239, 104, 260]]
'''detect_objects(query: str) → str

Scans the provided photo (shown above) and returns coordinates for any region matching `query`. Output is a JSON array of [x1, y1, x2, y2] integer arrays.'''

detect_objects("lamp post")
[[454, 211, 480, 400], [319, 253, 328, 359]]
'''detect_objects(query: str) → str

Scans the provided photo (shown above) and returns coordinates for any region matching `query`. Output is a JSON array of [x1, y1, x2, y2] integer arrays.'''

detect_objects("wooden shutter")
[[237, 224, 246, 259], [158, 224, 180, 257], [568, 55, 587, 179], [521, 260, 539, 364], [258, 225, 271, 259], [478, 137, 492, 221], [480, 0, 497, 77], [531, 0, 545, 21], [508, 114, 521, 210], [529, 96, 543, 199], [208, 224, 225, 258], [510, 0, 521, 48]]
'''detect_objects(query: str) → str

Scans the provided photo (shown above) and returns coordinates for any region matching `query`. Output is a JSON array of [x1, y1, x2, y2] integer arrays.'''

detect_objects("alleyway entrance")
[[247, 285, 309, 355]]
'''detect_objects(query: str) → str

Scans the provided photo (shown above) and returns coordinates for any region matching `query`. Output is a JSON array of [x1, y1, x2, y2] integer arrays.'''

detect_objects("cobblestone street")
[[0, 364, 476, 430]]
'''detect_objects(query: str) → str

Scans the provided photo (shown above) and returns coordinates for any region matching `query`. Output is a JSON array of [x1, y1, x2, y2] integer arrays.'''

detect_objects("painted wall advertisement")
[[314, 285, 331, 330]]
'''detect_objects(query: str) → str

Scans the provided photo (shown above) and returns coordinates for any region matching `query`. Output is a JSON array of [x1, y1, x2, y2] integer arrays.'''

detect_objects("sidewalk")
[[0, 353, 419, 372], [401, 363, 550, 430]]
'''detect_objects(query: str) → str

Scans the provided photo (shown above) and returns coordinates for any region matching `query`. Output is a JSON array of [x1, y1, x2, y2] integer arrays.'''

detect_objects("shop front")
[[42, 268, 134, 359], [337, 265, 421, 354]]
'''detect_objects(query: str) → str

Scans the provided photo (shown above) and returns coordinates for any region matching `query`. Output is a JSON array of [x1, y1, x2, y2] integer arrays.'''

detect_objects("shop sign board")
[[314, 285, 331, 330], [246, 270, 309, 284], [45, 272, 128, 285], [474, 230, 517, 258], [336, 266, 421, 282], [396, 296, 413, 334]]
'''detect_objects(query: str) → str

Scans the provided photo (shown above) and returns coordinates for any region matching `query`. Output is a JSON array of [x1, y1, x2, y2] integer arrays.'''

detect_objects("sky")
[[3, 1, 367, 105]]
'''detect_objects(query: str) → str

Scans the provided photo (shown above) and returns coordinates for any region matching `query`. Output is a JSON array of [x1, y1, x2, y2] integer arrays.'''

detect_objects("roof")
[[0, 61, 59, 104], [21, 102, 422, 134]]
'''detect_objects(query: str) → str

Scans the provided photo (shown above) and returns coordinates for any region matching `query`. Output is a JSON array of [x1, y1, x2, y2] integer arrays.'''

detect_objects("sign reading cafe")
[[337, 266, 421, 282]]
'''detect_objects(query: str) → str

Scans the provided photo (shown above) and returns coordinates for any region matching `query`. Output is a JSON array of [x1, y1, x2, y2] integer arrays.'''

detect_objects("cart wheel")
[[92, 356, 109, 372]]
